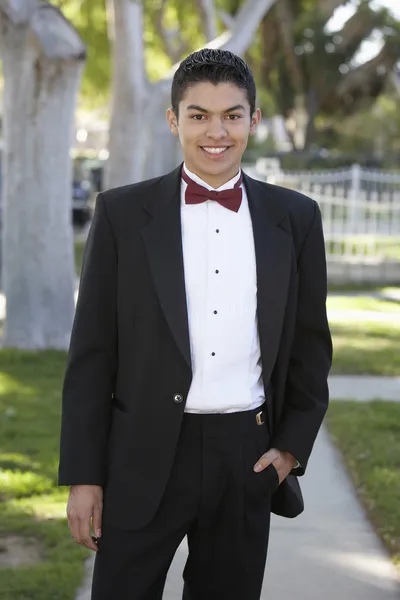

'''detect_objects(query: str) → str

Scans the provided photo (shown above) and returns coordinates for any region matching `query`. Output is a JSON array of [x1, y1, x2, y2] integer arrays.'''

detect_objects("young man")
[[59, 49, 332, 600]]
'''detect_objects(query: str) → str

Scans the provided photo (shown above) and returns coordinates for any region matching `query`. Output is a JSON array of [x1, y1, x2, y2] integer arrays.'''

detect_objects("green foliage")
[[326, 401, 400, 566], [330, 92, 400, 156]]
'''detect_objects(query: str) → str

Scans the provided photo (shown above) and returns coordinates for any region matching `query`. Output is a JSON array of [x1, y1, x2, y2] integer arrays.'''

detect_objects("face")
[[167, 82, 261, 188]]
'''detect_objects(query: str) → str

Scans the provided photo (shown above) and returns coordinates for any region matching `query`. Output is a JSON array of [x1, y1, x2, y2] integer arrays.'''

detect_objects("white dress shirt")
[[181, 164, 265, 414]]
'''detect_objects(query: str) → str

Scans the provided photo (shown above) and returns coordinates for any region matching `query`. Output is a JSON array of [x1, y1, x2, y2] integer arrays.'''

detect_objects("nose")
[[206, 117, 228, 140]]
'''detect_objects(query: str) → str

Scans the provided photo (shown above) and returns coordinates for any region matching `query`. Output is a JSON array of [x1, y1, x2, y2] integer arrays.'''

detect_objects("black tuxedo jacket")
[[58, 165, 332, 530]]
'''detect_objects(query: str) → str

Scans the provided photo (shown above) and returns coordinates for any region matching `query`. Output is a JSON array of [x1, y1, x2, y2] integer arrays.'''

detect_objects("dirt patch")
[[0, 535, 43, 568]]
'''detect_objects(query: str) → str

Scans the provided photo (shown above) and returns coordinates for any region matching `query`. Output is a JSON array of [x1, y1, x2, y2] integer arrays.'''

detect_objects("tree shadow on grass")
[[0, 350, 68, 496]]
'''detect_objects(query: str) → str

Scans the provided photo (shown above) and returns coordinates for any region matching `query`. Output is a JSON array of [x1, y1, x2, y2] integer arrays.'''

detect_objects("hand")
[[253, 448, 297, 485], [67, 485, 103, 552]]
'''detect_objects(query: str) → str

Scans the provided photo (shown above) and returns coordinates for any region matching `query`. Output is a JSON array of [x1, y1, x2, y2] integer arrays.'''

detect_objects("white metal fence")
[[245, 161, 400, 284]]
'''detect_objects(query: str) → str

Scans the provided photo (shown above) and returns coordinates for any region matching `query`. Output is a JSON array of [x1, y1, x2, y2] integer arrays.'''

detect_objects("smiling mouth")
[[200, 146, 231, 156]]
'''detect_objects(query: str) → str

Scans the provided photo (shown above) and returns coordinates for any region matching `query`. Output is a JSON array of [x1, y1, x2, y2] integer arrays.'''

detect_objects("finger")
[[254, 449, 280, 472], [77, 516, 99, 552], [67, 513, 81, 542], [92, 503, 103, 539]]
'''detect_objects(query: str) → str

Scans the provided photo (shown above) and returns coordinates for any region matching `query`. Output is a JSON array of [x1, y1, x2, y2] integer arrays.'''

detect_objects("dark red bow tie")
[[182, 168, 243, 213]]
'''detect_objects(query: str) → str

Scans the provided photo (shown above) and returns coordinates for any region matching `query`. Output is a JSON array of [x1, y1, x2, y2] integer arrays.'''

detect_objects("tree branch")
[[156, 0, 278, 94], [207, 0, 279, 56], [334, 38, 400, 111], [335, 4, 387, 54], [31, 4, 86, 60], [195, 0, 218, 41], [217, 9, 235, 30], [0, 0, 36, 25], [154, 0, 187, 62], [0, 0, 86, 59], [317, 0, 348, 22]]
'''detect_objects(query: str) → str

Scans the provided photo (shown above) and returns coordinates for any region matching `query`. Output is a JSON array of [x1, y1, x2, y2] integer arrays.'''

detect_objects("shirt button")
[[214, 310, 218, 314], [216, 229, 220, 233], [173, 393, 183, 403], [211, 352, 216, 356], [215, 270, 219, 274]]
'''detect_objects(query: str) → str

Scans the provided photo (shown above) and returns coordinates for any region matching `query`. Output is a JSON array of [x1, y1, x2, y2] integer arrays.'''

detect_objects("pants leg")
[[182, 411, 279, 600], [91, 417, 202, 600]]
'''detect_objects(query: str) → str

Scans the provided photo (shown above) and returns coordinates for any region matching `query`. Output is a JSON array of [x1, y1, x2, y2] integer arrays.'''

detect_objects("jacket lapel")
[[141, 165, 192, 370], [244, 173, 293, 386]]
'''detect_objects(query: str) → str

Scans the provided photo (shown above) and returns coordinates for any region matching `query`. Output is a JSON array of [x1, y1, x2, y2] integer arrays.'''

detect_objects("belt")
[[256, 409, 266, 426]]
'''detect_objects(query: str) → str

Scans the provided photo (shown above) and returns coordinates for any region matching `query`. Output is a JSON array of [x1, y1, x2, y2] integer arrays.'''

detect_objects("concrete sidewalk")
[[75, 424, 400, 600], [329, 375, 400, 401]]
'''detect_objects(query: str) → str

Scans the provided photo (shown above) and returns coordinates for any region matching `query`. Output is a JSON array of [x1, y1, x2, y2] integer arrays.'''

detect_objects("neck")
[[184, 163, 241, 189]]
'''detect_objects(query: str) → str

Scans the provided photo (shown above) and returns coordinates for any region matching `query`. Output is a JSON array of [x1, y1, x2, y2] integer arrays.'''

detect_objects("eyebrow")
[[186, 104, 246, 113]]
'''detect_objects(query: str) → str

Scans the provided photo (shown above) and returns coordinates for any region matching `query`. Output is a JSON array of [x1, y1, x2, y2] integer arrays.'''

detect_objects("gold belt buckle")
[[256, 410, 265, 426]]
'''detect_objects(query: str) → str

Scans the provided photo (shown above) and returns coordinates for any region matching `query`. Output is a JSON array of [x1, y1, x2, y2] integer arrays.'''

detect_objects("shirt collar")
[[182, 163, 242, 192]]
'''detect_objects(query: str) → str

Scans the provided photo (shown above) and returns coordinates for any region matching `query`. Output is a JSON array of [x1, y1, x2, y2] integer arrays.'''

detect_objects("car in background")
[[72, 158, 96, 228]]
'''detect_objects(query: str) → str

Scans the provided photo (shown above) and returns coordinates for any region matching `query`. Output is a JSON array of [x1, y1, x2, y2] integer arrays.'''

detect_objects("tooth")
[[204, 147, 226, 154]]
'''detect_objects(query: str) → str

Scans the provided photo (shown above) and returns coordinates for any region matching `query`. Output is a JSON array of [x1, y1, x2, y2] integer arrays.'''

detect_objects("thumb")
[[92, 504, 103, 538], [265, 447, 280, 463], [254, 448, 280, 472]]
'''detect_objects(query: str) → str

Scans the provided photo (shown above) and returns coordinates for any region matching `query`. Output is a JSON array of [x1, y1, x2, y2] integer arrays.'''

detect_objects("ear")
[[249, 108, 262, 136], [166, 108, 179, 136]]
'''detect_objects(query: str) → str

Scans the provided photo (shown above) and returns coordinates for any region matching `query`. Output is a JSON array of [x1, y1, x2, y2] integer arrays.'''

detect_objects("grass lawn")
[[330, 320, 400, 376], [326, 401, 400, 568], [0, 350, 88, 600], [327, 293, 400, 376], [327, 295, 400, 313]]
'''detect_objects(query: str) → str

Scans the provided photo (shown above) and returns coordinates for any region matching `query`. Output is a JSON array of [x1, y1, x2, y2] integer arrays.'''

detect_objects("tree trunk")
[[105, 0, 146, 188], [196, 0, 218, 41], [107, 0, 279, 186], [304, 88, 319, 149], [0, 0, 86, 349]]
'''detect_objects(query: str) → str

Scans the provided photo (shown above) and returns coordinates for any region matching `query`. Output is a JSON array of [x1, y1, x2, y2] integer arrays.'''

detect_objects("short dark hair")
[[171, 49, 256, 119]]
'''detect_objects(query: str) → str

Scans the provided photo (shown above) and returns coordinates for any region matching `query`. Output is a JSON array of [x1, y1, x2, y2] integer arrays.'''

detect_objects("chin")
[[200, 157, 237, 172]]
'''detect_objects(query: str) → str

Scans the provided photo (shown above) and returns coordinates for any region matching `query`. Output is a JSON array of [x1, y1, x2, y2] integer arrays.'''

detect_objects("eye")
[[190, 114, 206, 121], [226, 114, 241, 120]]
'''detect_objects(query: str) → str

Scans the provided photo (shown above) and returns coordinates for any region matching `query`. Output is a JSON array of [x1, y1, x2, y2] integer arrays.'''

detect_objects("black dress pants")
[[91, 405, 279, 600]]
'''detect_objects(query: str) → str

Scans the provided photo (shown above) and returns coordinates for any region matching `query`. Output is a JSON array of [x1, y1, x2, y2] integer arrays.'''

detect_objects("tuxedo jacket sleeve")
[[272, 200, 332, 474], [58, 193, 117, 485]]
